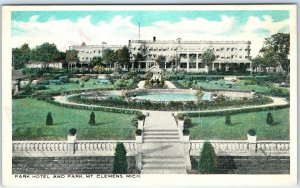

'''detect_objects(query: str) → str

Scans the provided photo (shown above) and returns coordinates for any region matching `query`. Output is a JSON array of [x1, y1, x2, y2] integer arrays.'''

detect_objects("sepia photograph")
[[2, 4, 297, 186]]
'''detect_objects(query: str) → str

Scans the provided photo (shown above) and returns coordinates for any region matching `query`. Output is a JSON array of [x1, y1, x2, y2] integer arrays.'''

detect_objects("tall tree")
[[102, 48, 117, 69], [198, 141, 217, 174], [30, 42, 61, 68], [116, 46, 130, 69], [202, 49, 215, 71], [113, 142, 128, 174], [260, 33, 290, 72], [251, 55, 264, 72], [12, 43, 31, 69], [90, 56, 103, 67], [66, 49, 79, 69], [156, 55, 166, 69]]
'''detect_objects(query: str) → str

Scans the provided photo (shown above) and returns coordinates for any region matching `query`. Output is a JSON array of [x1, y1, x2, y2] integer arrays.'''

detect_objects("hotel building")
[[70, 37, 252, 72]]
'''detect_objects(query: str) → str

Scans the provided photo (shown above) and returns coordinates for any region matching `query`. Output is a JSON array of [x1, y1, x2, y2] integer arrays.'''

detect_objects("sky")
[[11, 10, 290, 57]]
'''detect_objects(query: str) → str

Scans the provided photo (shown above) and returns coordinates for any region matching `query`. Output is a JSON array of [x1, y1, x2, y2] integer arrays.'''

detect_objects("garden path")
[[141, 111, 187, 174], [165, 81, 177, 89]]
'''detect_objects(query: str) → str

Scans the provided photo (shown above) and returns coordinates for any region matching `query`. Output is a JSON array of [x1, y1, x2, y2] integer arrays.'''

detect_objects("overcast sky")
[[11, 10, 290, 57]]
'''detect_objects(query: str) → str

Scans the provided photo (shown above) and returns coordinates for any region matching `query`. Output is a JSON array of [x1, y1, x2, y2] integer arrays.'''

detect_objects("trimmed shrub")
[[182, 128, 190, 136], [248, 129, 256, 136], [113, 142, 128, 174], [177, 113, 186, 121], [46, 112, 53, 126], [135, 129, 142, 136], [131, 115, 138, 128], [225, 114, 231, 125], [184, 117, 192, 129], [59, 76, 69, 83], [137, 114, 145, 121], [199, 141, 217, 174], [266, 112, 274, 125], [69, 128, 77, 136], [89, 112, 96, 125]]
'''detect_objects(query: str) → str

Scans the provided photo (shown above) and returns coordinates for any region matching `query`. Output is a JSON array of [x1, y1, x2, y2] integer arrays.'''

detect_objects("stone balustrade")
[[13, 140, 137, 157], [190, 140, 290, 156], [13, 141, 68, 152]]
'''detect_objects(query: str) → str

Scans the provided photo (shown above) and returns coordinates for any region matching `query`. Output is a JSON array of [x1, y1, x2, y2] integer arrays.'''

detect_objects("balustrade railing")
[[13, 140, 137, 156], [190, 140, 290, 156]]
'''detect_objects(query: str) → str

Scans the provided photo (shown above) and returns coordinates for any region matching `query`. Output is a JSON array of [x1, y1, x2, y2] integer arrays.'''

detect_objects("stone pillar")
[[131, 62, 134, 71], [196, 53, 199, 72], [67, 134, 76, 154], [135, 134, 143, 171], [182, 135, 192, 171], [247, 134, 257, 153], [138, 62, 141, 70], [187, 53, 190, 72]]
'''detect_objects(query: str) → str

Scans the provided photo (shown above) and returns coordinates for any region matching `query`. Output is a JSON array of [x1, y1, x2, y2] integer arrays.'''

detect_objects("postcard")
[[2, 4, 297, 186]]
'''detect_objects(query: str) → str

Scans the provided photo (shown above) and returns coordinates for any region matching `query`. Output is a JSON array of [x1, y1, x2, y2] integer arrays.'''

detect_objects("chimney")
[[153, 36, 156, 42]]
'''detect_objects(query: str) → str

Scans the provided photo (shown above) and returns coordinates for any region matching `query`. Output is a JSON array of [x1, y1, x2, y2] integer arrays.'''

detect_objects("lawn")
[[12, 98, 135, 140], [36, 78, 114, 94], [178, 79, 289, 95], [189, 108, 289, 140]]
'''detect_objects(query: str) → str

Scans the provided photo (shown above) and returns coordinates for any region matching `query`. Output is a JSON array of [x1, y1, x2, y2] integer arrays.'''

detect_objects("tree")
[[225, 114, 231, 125], [199, 141, 217, 174], [89, 112, 96, 125], [46, 112, 53, 125], [251, 55, 264, 72], [103, 48, 117, 68], [113, 142, 128, 174], [196, 90, 204, 102], [260, 33, 290, 72], [183, 117, 192, 129], [266, 112, 274, 125], [12, 43, 31, 69], [30, 43, 61, 68], [156, 55, 166, 69], [202, 49, 215, 71], [66, 49, 79, 69], [116, 46, 130, 69]]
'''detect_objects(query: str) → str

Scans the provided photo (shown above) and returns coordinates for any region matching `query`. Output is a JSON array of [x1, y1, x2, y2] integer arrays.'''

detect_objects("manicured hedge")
[[180, 105, 289, 118], [46, 98, 140, 115], [67, 94, 273, 111]]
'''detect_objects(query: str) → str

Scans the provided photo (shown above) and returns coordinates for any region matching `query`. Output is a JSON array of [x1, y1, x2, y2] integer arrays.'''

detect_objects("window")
[[231, 48, 234, 51], [245, 49, 248, 51], [98, 50, 101, 53]]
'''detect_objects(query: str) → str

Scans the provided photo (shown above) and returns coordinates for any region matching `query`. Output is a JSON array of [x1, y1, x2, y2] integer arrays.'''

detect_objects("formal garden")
[[12, 98, 137, 140]]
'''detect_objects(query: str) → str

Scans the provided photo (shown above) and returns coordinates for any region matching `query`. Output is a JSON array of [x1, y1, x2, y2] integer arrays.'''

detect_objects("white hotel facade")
[[70, 37, 252, 72]]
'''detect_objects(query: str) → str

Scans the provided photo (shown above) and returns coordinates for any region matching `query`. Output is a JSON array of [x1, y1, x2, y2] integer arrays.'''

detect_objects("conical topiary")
[[225, 114, 231, 125], [46, 112, 53, 126], [89, 112, 96, 125], [198, 141, 217, 174], [113, 142, 128, 174], [266, 112, 274, 125]]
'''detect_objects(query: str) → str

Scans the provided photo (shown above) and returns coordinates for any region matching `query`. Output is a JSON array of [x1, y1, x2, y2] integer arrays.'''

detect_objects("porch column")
[[187, 53, 190, 72], [196, 53, 199, 72]]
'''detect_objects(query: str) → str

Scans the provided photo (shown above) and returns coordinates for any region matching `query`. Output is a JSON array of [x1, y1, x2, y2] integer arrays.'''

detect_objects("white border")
[[2, 4, 297, 186]]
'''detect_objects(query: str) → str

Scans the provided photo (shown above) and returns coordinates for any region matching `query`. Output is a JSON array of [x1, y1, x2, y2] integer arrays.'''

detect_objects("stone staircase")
[[143, 129, 180, 143], [141, 128, 187, 174], [140, 111, 188, 174]]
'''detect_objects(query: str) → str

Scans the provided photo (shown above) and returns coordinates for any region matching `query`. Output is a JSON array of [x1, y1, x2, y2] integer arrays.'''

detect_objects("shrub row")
[[67, 95, 273, 111], [46, 98, 140, 115], [180, 104, 289, 118]]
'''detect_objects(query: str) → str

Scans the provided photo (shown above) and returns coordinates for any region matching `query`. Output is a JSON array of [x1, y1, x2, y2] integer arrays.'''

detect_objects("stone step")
[[143, 135, 179, 139], [143, 158, 185, 164], [142, 163, 186, 169], [143, 129, 178, 132], [143, 155, 184, 159], [143, 139, 180, 143], [143, 132, 179, 136], [141, 169, 187, 174]]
